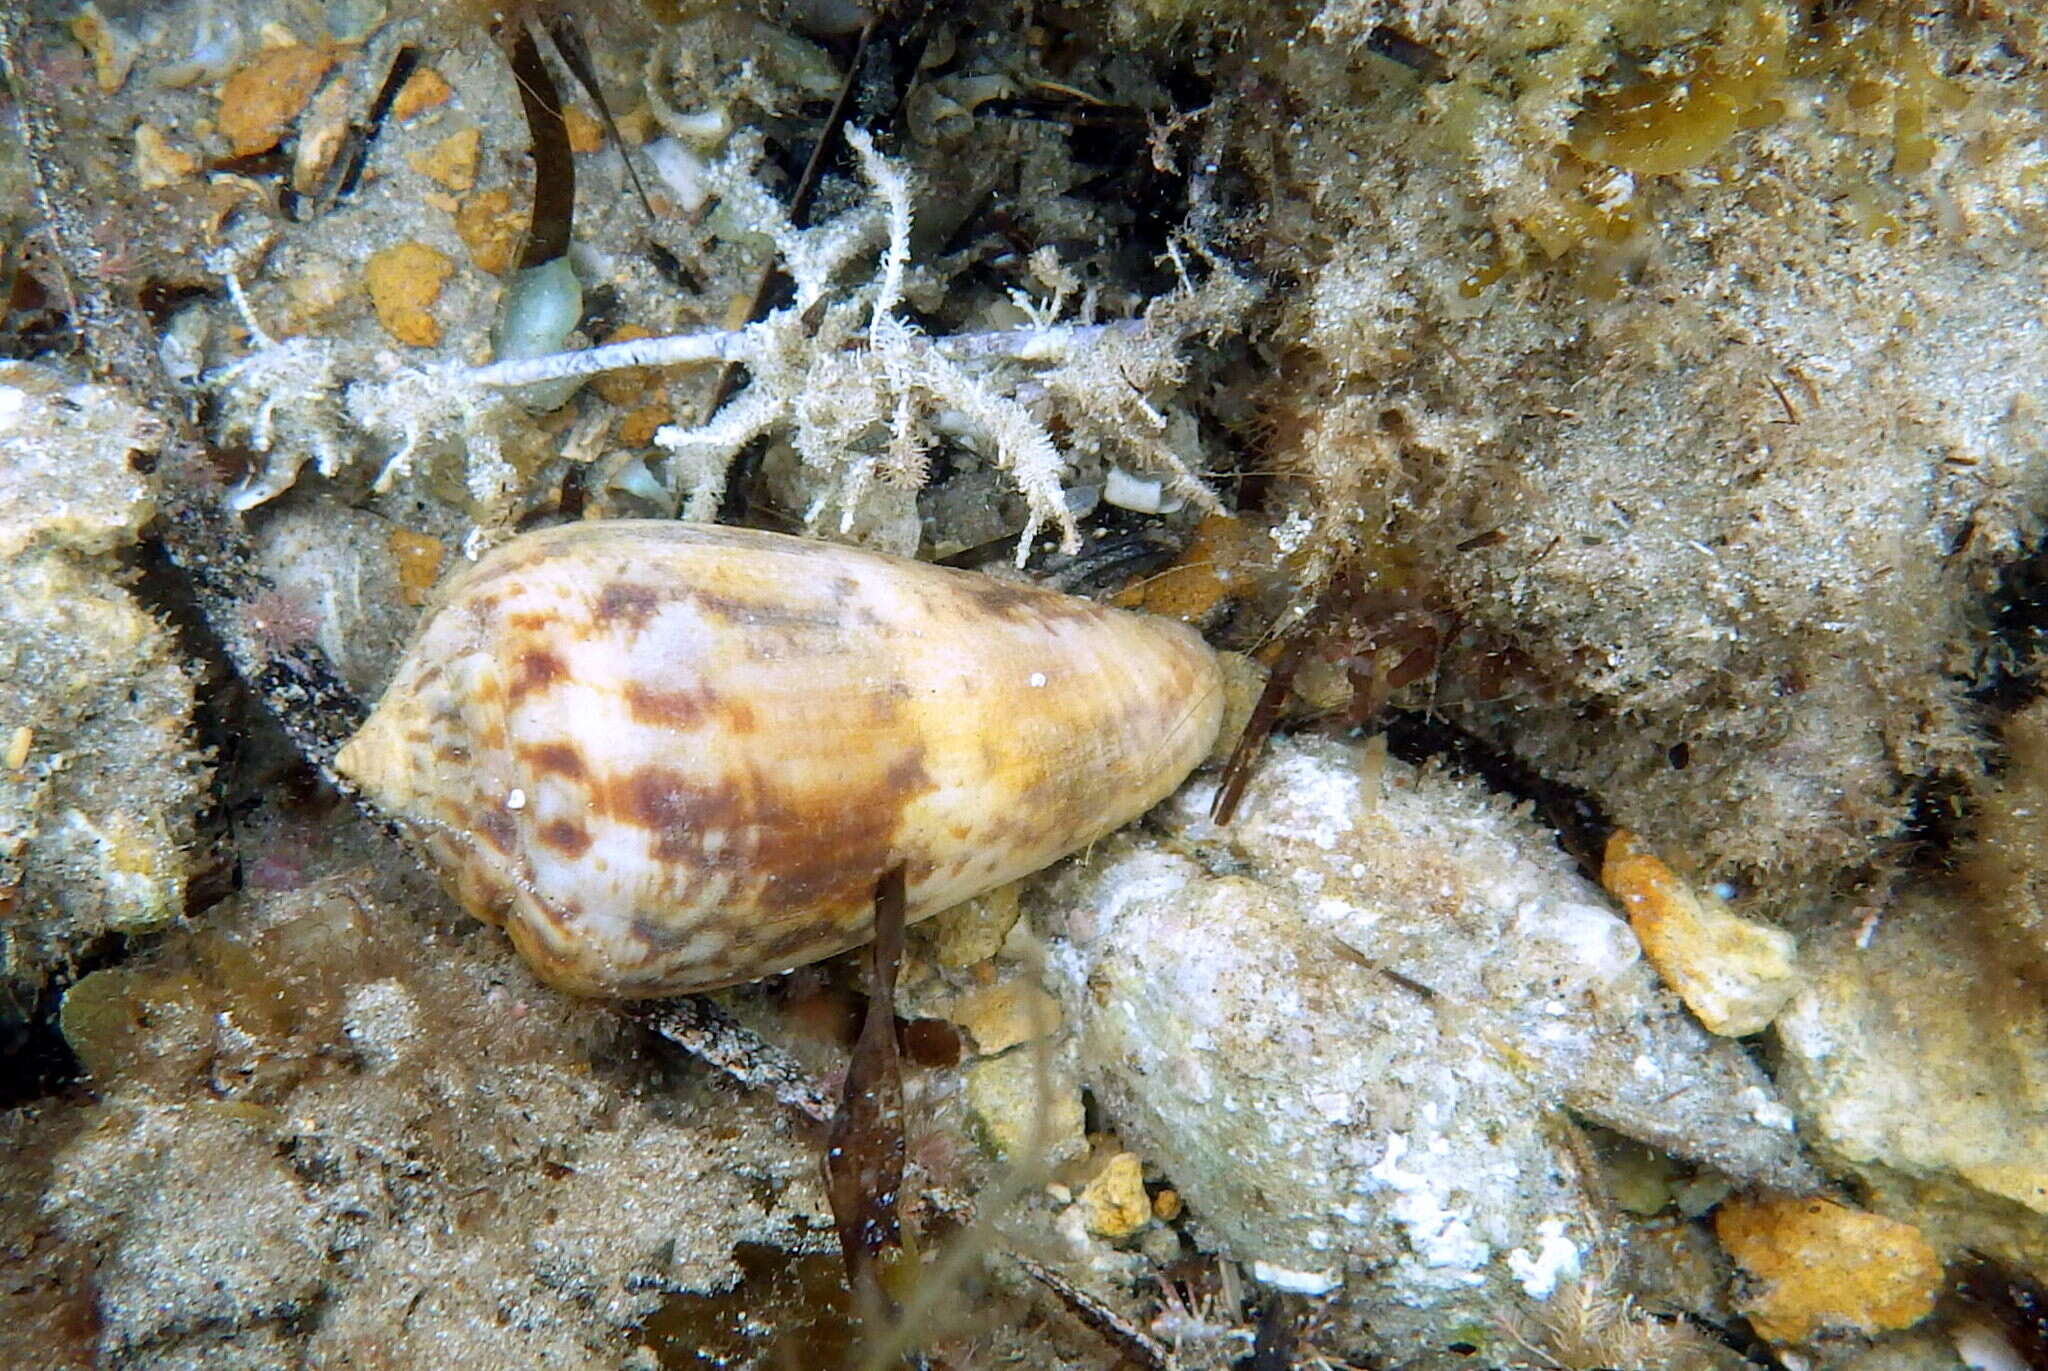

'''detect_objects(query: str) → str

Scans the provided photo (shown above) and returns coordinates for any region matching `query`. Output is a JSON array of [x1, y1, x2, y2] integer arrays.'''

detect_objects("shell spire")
[[337, 520, 1224, 997]]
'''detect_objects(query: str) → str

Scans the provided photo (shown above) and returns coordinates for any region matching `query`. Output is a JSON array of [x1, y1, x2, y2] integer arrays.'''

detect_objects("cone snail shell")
[[335, 520, 1224, 997]]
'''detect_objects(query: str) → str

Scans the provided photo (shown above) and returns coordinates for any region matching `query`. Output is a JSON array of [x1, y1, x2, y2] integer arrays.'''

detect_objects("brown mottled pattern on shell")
[[335, 521, 1224, 997]]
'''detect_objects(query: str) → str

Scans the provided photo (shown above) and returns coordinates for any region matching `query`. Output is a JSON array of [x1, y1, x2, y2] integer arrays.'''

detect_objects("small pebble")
[[387, 527, 446, 606], [951, 980, 1061, 1056], [1080, 1152, 1151, 1240], [616, 405, 671, 447], [564, 107, 604, 154], [364, 242, 454, 347], [408, 126, 480, 192], [292, 76, 353, 194], [69, 5, 135, 94], [217, 44, 336, 157], [391, 66, 452, 122], [1103, 465, 1183, 515], [1714, 1194, 1940, 1345], [1603, 830, 1798, 1036], [590, 325, 659, 406], [455, 189, 526, 276], [133, 124, 199, 191]]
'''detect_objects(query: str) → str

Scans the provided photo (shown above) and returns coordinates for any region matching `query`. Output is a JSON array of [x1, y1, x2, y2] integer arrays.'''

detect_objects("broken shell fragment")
[[336, 520, 1224, 997]]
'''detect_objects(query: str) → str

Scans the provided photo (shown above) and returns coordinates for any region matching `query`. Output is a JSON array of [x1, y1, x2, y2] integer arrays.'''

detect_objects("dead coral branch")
[[461, 126, 1255, 561]]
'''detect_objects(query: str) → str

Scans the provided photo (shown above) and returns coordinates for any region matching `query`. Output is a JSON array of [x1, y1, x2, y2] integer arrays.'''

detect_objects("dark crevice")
[[0, 932, 125, 1110], [1894, 768, 1975, 876], [1380, 708, 1615, 880], [126, 531, 253, 917], [1890, 525, 2048, 874], [1950, 1252, 2048, 1371], [1699, 1309, 1801, 1371], [1970, 531, 2048, 714], [284, 43, 420, 220]]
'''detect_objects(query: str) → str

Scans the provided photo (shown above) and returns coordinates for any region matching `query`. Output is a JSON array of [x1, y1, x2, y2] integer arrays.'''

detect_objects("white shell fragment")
[[1103, 465, 1185, 515]]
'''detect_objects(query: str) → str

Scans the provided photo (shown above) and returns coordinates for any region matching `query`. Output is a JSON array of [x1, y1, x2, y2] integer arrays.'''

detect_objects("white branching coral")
[[203, 260, 531, 515], [342, 356, 520, 509], [484, 126, 1253, 560], [205, 269, 353, 511], [204, 127, 1254, 559]]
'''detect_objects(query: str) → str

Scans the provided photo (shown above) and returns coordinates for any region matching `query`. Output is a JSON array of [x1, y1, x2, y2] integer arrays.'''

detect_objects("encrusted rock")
[[963, 1046, 1086, 1167], [1037, 735, 1815, 1360], [0, 364, 159, 558], [1775, 897, 2048, 1275], [16, 871, 818, 1369], [0, 364, 199, 1014], [919, 880, 1023, 968]]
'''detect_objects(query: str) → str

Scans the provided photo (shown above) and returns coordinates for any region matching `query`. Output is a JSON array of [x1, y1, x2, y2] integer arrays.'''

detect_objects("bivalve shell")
[[336, 520, 1224, 996]]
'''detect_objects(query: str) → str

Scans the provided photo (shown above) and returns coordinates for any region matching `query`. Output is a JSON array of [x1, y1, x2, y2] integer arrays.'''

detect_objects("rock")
[[0, 363, 159, 559], [963, 1046, 1086, 1167], [1037, 735, 1815, 1361], [217, 44, 337, 157], [920, 880, 1023, 968], [0, 365, 200, 1014], [1714, 1195, 1941, 1345], [408, 126, 480, 192], [46, 1104, 328, 1355], [1774, 897, 2048, 1277], [1079, 1152, 1150, 1240], [1602, 830, 1800, 1036], [951, 980, 1061, 1055], [364, 242, 454, 348], [13, 868, 819, 1370]]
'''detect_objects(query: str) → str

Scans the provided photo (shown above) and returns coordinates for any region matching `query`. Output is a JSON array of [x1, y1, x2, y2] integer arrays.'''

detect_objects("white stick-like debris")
[[203, 120, 1251, 553], [464, 319, 1132, 392]]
